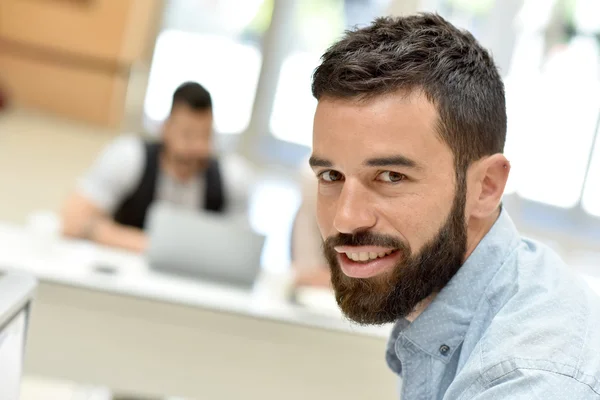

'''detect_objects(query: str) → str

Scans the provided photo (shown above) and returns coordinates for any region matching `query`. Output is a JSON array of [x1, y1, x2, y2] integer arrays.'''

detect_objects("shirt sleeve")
[[76, 135, 145, 214], [464, 369, 600, 400]]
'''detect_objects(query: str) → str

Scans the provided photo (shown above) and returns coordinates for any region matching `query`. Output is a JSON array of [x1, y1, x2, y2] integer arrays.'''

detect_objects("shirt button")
[[439, 344, 450, 356]]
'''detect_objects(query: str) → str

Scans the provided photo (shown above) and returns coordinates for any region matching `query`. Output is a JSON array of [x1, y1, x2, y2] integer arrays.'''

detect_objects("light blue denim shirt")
[[386, 210, 600, 399]]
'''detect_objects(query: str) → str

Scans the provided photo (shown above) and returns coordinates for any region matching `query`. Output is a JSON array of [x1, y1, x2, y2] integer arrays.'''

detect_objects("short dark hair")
[[171, 81, 212, 112], [312, 13, 506, 170]]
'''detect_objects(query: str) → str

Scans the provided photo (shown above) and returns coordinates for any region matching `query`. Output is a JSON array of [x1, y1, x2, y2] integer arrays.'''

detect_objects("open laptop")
[[145, 203, 266, 288], [0, 273, 37, 400]]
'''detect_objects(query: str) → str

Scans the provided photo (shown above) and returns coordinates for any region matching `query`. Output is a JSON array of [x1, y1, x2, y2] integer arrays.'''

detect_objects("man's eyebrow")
[[364, 155, 421, 169], [308, 156, 332, 168]]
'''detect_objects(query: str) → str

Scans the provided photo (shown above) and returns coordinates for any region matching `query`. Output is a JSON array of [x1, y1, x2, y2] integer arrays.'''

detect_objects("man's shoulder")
[[103, 134, 146, 160], [76, 134, 148, 212], [476, 303, 600, 396], [485, 237, 600, 334], [472, 240, 600, 394], [451, 362, 600, 400]]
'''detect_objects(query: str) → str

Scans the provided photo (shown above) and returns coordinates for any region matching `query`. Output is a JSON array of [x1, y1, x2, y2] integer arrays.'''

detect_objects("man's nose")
[[333, 180, 377, 234]]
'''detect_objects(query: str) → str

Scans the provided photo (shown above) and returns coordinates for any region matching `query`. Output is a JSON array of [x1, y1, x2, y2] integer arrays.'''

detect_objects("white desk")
[[0, 223, 397, 399]]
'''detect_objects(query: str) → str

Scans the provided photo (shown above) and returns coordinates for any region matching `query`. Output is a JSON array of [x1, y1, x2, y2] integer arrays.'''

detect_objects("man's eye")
[[377, 171, 406, 183], [319, 170, 344, 182]]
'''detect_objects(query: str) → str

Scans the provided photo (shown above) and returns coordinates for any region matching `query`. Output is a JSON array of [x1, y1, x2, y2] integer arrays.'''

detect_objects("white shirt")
[[77, 135, 252, 218]]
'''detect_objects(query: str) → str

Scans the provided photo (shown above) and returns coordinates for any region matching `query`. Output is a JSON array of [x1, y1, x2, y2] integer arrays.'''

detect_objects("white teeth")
[[346, 250, 396, 262]]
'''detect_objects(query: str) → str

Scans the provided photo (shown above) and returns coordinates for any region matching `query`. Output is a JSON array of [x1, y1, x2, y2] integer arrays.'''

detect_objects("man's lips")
[[334, 246, 401, 278]]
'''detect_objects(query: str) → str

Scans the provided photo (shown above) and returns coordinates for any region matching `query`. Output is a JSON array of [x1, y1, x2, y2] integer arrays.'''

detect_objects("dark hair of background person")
[[171, 81, 213, 112]]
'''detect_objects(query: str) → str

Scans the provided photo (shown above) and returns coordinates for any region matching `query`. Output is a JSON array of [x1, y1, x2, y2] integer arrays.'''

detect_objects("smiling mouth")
[[342, 249, 399, 263]]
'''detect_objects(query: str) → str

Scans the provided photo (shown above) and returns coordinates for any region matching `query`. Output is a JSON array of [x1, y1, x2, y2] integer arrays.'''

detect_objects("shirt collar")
[[387, 209, 521, 365]]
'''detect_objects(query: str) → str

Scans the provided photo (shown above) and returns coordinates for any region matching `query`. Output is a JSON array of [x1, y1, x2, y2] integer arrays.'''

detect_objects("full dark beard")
[[322, 175, 468, 325]]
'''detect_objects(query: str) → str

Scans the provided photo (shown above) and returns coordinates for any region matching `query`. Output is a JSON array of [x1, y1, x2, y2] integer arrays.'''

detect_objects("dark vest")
[[113, 142, 226, 230]]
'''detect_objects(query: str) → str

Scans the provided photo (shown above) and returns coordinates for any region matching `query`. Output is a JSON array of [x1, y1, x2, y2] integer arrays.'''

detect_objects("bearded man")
[[309, 13, 600, 400]]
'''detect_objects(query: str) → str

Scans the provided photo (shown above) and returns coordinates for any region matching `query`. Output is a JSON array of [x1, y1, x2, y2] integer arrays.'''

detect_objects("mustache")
[[324, 231, 409, 251]]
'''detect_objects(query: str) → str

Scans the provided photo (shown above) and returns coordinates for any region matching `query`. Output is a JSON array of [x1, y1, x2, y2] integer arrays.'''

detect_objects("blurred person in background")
[[291, 160, 331, 288], [310, 13, 600, 399], [62, 82, 248, 253]]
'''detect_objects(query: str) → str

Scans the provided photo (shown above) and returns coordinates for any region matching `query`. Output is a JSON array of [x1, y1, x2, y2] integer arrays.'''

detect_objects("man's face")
[[311, 92, 468, 325], [163, 104, 213, 175]]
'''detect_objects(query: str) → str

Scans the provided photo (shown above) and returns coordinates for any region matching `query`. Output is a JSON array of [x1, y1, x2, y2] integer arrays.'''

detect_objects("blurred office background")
[[0, 0, 599, 398]]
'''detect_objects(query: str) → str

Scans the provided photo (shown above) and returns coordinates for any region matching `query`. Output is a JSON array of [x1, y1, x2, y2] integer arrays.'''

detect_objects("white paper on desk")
[[251, 270, 295, 307], [295, 287, 341, 317]]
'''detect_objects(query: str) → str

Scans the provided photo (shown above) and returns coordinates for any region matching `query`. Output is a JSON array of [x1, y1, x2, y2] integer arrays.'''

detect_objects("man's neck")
[[160, 154, 198, 183], [464, 208, 501, 261], [406, 294, 436, 322]]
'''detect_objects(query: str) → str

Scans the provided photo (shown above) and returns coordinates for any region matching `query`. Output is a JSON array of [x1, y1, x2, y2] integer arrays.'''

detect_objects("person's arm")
[[460, 368, 600, 400], [61, 136, 147, 253], [61, 193, 147, 253]]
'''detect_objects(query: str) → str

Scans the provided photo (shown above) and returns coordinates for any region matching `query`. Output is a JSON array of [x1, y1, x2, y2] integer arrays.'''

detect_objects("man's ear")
[[470, 154, 510, 219]]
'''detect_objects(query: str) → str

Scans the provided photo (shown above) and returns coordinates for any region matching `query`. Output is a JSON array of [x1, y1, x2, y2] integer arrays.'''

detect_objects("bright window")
[[269, 0, 391, 146], [582, 124, 600, 217], [144, 0, 270, 134], [438, 0, 600, 211], [270, 52, 320, 147], [506, 37, 600, 208]]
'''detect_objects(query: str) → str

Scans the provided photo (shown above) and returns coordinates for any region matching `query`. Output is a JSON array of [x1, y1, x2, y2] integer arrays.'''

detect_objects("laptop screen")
[[0, 306, 28, 400]]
